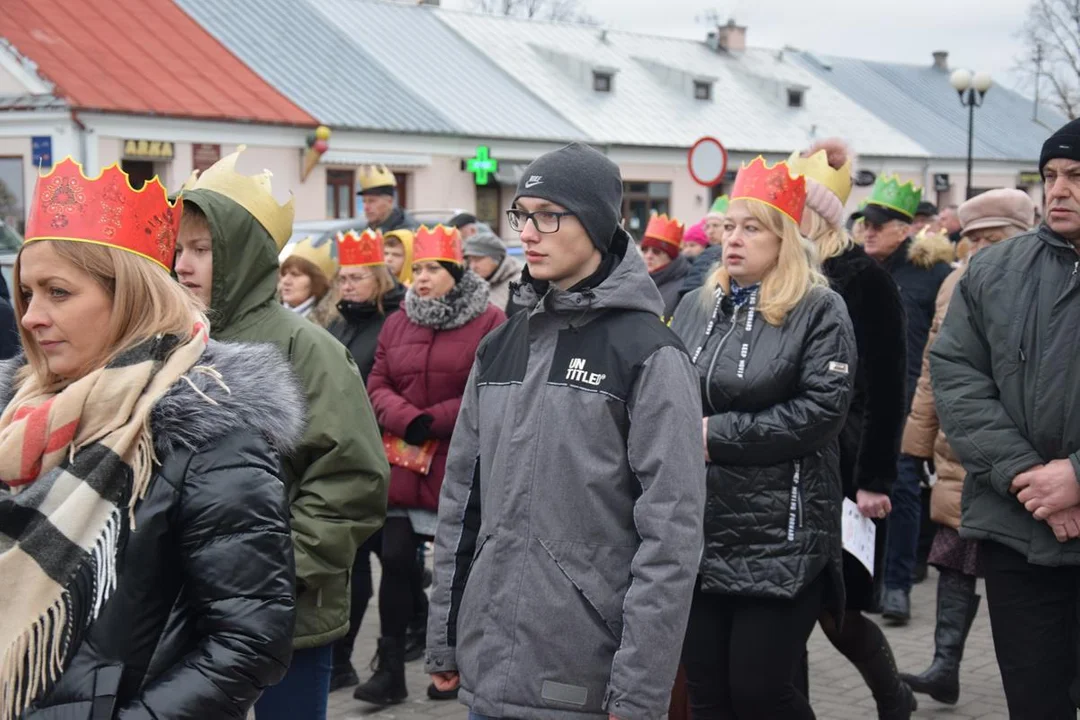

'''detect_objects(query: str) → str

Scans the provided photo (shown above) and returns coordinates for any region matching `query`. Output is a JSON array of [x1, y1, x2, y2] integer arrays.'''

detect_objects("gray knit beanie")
[[464, 231, 507, 263], [513, 142, 623, 253]]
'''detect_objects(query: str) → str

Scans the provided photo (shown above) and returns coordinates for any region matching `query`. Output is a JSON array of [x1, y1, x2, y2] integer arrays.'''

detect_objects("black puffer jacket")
[[328, 283, 406, 380], [822, 245, 907, 499], [670, 284, 856, 612], [3, 341, 303, 720]]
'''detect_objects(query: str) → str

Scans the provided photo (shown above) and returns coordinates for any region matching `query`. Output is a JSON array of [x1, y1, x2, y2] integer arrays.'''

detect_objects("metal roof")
[[792, 52, 1062, 162], [433, 10, 929, 157], [1, 0, 314, 124], [176, 0, 583, 140]]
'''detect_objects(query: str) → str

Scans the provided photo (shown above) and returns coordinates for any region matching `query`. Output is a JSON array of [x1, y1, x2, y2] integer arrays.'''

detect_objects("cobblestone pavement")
[[329, 567, 1008, 720]]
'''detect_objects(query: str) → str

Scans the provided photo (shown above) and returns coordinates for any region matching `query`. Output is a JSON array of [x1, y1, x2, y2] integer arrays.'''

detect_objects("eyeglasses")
[[506, 209, 576, 233], [339, 273, 374, 286]]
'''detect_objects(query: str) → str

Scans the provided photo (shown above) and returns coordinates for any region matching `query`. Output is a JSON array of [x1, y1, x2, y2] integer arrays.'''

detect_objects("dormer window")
[[593, 71, 613, 93], [787, 88, 804, 108], [694, 80, 713, 101]]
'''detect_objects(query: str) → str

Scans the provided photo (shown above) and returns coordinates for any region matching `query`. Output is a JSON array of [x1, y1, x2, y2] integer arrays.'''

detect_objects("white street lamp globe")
[[972, 71, 993, 93], [950, 68, 973, 92]]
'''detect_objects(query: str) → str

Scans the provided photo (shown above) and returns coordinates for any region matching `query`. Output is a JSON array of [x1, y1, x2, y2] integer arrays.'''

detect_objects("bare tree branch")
[[1020, 0, 1080, 118], [471, 0, 597, 24]]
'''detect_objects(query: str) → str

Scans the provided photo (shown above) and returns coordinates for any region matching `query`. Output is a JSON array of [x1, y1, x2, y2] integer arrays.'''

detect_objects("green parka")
[[183, 189, 389, 648]]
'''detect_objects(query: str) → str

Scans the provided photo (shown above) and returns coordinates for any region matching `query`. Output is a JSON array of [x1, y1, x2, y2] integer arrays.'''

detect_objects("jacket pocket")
[[503, 539, 635, 714]]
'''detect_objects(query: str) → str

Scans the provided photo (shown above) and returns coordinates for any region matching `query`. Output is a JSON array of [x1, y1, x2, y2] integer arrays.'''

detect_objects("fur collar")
[[908, 232, 955, 269], [0, 340, 305, 458], [404, 270, 491, 330]]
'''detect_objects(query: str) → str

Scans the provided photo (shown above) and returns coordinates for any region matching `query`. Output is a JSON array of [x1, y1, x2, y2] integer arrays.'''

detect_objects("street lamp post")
[[950, 69, 993, 199]]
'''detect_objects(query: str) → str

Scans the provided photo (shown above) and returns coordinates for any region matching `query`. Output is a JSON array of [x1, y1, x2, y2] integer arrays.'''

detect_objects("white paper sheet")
[[842, 497, 877, 577]]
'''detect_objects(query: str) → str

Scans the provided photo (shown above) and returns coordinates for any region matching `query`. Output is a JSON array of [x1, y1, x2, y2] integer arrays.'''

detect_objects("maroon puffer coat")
[[368, 273, 505, 510]]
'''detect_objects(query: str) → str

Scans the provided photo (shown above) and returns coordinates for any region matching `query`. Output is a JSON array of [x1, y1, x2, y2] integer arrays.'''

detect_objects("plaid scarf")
[[0, 321, 209, 720]]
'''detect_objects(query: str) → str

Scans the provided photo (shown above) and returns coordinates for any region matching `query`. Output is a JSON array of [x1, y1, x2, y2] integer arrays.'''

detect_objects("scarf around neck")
[[404, 270, 490, 331], [0, 320, 211, 720]]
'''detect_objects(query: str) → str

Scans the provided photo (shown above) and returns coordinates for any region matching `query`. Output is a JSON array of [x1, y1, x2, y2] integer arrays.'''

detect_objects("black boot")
[[353, 637, 407, 706], [899, 570, 980, 705], [848, 618, 917, 720]]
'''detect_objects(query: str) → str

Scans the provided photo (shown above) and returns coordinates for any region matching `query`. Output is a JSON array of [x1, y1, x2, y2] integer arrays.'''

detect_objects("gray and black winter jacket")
[[931, 226, 1080, 566], [425, 230, 705, 720], [670, 283, 856, 613]]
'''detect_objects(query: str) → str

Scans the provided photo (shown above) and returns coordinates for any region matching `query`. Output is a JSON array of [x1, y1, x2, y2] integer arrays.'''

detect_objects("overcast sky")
[[440, 0, 1032, 92]]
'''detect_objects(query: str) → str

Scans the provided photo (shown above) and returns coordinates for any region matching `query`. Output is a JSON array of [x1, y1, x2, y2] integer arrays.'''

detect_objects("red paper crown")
[[413, 224, 463, 265], [24, 157, 180, 271], [338, 229, 385, 267], [643, 213, 685, 248], [731, 156, 808, 225]]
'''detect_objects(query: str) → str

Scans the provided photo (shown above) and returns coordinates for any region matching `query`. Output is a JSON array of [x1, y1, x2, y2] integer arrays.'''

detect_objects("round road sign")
[[688, 136, 728, 187]]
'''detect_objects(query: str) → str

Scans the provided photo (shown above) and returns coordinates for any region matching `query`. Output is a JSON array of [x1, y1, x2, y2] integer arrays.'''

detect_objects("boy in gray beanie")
[[426, 141, 704, 720], [513, 142, 624, 254]]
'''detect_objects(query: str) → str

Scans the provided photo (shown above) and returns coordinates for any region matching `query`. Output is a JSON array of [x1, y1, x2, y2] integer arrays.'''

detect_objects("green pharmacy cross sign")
[[466, 146, 499, 185]]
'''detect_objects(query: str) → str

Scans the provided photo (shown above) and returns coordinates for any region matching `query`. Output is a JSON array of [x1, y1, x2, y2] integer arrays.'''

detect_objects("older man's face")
[[1044, 158, 1080, 242]]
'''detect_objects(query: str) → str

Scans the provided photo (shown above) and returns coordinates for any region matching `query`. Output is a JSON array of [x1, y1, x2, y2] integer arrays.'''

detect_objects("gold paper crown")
[[183, 145, 295, 251], [358, 164, 397, 193], [785, 148, 853, 204], [285, 236, 338, 280]]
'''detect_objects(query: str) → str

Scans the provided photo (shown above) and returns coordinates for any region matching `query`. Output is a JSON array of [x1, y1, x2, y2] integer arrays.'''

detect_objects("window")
[[0, 157, 25, 235], [120, 160, 156, 191], [787, 88, 804, 108], [694, 81, 712, 101], [326, 169, 354, 219], [593, 71, 613, 93], [622, 181, 671, 241], [393, 173, 409, 210]]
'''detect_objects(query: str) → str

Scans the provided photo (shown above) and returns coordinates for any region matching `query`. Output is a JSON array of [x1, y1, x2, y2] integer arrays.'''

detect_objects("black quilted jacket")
[[670, 284, 856, 610]]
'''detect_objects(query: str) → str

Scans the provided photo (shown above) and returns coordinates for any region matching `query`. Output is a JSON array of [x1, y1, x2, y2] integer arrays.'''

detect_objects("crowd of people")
[[0, 114, 1077, 720]]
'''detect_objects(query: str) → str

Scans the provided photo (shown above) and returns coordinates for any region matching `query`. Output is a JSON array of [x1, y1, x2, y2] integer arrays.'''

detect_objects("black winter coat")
[[0, 297, 19, 360], [678, 244, 722, 300], [328, 284, 405, 380], [822, 246, 907, 499], [671, 285, 856, 612], [3, 341, 303, 720], [649, 254, 691, 319], [880, 235, 953, 410]]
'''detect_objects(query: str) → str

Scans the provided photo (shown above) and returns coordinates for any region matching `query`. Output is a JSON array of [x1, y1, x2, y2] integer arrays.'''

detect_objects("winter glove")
[[404, 414, 435, 446]]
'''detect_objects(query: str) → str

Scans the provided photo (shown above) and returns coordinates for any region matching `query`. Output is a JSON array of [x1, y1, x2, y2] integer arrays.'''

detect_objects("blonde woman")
[[670, 158, 856, 719], [0, 160, 299, 719], [790, 140, 914, 718]]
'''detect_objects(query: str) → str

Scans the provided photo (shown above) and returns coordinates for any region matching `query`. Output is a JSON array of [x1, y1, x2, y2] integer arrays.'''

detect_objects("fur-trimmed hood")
[[404, 269, 491, 330], [908, 232, 955, 269], [0, 340, 305, 459]]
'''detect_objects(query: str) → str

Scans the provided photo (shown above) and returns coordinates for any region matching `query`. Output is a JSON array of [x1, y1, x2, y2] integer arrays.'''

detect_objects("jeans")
[[982, 540, 1080, 718], [885, 454, 924, 592], [254, 644, 333, 720], [682, 574, 824, 719]]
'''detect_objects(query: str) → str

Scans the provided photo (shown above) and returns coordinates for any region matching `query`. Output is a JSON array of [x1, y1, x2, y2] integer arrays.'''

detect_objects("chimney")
[[419, 0, 440, 5], [716, 19, 747, 53], [932, 51, 948, 71]]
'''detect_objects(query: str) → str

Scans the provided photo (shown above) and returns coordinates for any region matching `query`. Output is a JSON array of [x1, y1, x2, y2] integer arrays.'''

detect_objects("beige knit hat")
[[959, 189, 1036, 237]]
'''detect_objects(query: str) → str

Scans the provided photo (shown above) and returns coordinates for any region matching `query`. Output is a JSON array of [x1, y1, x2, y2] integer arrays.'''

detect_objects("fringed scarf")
[[0, 321, 210, 720]]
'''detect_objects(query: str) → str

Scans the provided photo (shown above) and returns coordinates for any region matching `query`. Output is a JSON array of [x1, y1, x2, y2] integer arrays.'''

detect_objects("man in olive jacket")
[[175, 151, 389, 720], [930, 119, 1080, 718]]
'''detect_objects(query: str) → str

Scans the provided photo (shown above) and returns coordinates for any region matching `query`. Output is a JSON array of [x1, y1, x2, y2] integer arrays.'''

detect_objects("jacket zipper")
[[704, 310, 742, 414], [786, 460, 803, 541]]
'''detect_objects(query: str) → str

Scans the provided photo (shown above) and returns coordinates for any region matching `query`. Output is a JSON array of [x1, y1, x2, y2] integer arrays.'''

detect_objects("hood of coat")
[[649, 252, 691, 284], [404, 269, 491, 330], [181, 189, 280, 339], [511, 228, 665, 316], [0, 340, 305, 459], [907, 231, 956, 269], [487, 255, 523, 287]]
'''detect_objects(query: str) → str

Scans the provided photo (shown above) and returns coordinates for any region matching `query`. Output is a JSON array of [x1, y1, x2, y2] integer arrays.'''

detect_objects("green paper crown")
[[710, 195, 730, 215], [866, 175, 922, 219]]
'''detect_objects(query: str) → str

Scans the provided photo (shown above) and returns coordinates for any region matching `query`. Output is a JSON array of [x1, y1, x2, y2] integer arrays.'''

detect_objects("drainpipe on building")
[[70, 109, 88, 166]]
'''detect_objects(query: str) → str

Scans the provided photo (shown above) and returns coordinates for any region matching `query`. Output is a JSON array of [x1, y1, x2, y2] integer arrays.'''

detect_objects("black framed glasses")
[[506, 209, 576, 233]]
